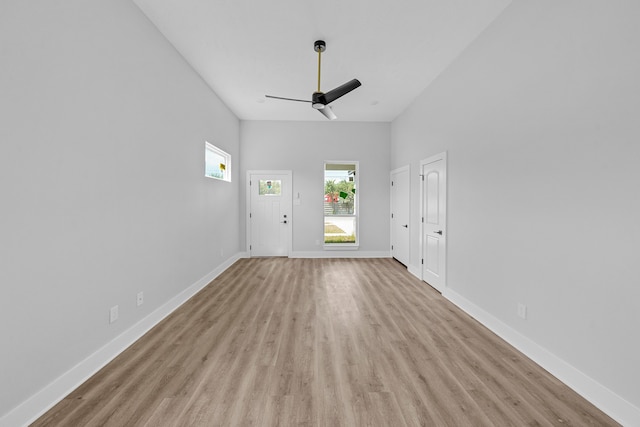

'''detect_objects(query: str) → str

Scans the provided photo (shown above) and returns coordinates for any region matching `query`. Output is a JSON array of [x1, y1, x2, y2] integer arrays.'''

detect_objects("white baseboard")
[[407, 264, 421, 280], [0, 253, 244, 427], [443, 288, 640, 427], [289, 250, 391, 258]]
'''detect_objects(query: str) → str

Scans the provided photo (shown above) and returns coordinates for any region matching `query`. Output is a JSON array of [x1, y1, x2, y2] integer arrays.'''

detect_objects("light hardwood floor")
[[33, 258, 618, 426]]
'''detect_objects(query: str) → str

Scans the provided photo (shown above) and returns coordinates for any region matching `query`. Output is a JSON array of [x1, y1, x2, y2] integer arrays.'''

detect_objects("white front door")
[[248, 171, 292, 257], [421, 153, 447, 292], [390, 166, 410, 266]]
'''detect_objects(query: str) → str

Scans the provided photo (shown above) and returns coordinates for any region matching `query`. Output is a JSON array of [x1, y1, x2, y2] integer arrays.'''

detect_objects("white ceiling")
[[133, 0, 511, 122]]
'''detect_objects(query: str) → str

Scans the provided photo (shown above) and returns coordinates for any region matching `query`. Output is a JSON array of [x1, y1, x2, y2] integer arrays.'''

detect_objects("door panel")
[[248, 172, 291, 257], [425, 235, 440, 275], [426, 171, 440, 224], [422, 154, 446, 292], [390, 166, 410, 266]]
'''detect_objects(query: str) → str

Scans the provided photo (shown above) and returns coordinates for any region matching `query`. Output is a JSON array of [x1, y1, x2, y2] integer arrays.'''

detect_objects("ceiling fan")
[[265, 40, 361, 120]]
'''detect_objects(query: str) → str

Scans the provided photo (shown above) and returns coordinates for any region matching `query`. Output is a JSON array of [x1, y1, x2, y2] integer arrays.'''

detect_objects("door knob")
[[402, 224, 408, 228], [434, 230, 443, 235], [280, 220, 288, 224]]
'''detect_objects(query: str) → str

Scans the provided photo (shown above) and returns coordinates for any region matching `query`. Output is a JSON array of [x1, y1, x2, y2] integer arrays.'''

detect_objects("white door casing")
[[247, 171, 292, 257], [420, 153, 447, 292], [390, 166, 410, 266]]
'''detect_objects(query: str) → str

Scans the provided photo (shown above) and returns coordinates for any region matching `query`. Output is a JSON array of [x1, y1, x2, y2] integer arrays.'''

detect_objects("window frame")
[[323, 160, 359, 250], [205, 141, 231, 182]]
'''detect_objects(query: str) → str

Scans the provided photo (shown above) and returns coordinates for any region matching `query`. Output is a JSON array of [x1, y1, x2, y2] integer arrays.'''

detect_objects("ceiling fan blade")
[[265, 95, 311, 103], [318, 105, 337, 120], [321, 79, 361, 105]]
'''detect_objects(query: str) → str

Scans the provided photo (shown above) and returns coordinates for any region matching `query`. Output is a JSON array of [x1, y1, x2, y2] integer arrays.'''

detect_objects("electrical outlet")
[[517, 303, 527, 319], [136, 292, 144, 307], [109, 305, 119, 324]]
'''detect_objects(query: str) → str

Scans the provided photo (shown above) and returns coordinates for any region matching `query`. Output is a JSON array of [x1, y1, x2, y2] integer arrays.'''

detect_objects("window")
[[205, 142, 231, 182], [258, 179, 281, 196], [324, 161, 358, 247]]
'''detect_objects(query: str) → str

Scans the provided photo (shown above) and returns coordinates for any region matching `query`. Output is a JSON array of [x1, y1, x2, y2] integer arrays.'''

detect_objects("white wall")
[[391, 0, 640, 424], [0, 0, 240, 421], [240, 121, 391, 256]]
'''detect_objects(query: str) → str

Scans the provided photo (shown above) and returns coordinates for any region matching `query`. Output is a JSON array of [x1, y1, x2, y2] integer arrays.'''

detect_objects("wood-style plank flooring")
[[33, 258, 618, 426]]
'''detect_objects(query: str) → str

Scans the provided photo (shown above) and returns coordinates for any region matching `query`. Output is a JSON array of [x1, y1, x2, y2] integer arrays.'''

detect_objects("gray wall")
[[391, 0, 640, 418], [0, 0, 240, 418], [240, 121, 391, 255]]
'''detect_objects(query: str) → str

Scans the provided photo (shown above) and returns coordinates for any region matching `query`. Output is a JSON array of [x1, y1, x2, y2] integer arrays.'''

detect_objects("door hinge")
[[421, 259, 424, 265], [391, 245, 394, 250], [250, 245, 252, 250], [391, 181, 394, 186], [391, 213, 394, 218], [249, 213, 252, 218], [421, 217, 424, 223]]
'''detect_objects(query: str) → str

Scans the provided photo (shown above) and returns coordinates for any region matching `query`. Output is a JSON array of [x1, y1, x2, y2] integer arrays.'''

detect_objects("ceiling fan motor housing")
[[312, 91, 327, 109]]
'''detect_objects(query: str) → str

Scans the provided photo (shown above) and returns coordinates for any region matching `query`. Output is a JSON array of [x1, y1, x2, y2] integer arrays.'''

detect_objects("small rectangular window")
[[259, 179, 282, 196], [324, 161, 358, 247], [205, 142, 231, 182]]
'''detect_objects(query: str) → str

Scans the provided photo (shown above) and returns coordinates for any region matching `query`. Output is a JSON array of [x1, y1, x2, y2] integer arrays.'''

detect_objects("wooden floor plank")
[[32, 258, 619, 426]]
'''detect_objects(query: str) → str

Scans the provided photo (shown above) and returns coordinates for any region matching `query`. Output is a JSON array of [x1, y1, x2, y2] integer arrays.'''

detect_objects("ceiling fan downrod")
[[314, 40, 326, 91], [314, 40, 326, 106]]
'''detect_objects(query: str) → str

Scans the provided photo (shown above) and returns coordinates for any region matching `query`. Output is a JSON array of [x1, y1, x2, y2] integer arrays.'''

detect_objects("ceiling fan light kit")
[[265, 40, 361, 120]]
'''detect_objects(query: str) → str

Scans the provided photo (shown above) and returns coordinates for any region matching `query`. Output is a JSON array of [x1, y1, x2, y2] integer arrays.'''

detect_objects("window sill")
[[205, 175, 231, 182], [323, 244, 359, 251]]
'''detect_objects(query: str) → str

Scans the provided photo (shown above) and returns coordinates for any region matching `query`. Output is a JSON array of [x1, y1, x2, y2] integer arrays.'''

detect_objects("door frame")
[[419, 152, 447, 289], [246, 170, 293, 257], [390, 165, 410, 265]]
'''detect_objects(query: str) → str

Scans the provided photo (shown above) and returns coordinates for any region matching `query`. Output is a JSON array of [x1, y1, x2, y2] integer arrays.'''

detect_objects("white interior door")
[[421, 153, 447, 292], [248, 171, 292, 257], [390, 166, 410, 266]]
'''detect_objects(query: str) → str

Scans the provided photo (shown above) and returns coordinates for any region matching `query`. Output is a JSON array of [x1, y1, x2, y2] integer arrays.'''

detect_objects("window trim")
[[323, 160, 359, 249], [205, 141, 231, 182]]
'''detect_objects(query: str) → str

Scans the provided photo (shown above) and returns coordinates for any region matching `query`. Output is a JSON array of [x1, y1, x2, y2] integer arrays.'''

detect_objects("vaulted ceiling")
[[133, 0, 511, 122]]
